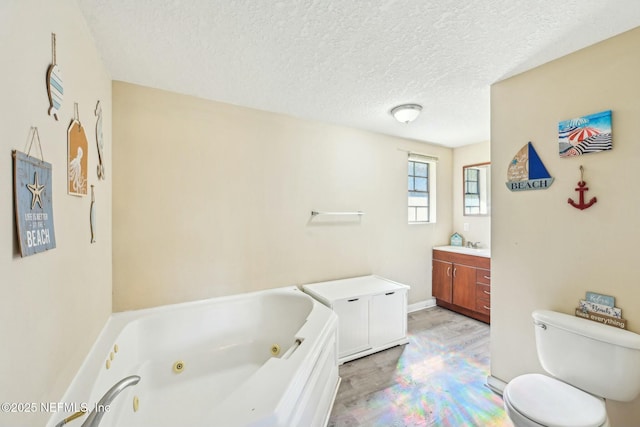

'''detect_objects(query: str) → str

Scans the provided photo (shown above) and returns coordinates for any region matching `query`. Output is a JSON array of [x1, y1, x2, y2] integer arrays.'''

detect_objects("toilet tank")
[[533, 309, 640, 402]]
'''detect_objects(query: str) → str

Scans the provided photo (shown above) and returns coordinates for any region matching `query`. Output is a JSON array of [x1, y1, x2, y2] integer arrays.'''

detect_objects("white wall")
[[491, 27, 640, 425], [112, 82, 453, 311], [453, 141, 491, 247], [0, 1, 112, 426]]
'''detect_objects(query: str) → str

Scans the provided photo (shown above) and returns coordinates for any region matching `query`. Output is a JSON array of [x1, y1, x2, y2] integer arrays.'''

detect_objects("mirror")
[[463, 162, 491, 216]]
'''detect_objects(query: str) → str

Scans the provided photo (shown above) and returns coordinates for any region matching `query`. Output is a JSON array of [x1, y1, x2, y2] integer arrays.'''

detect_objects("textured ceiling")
[[77, 0, 640, 147]]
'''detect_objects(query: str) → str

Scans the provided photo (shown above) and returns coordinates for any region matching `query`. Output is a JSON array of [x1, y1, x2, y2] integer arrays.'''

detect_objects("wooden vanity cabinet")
[[432, 249, 491, 324]]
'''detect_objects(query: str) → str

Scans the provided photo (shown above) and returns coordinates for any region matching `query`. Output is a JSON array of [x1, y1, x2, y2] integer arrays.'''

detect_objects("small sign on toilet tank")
[[585, 292, 615, 308]]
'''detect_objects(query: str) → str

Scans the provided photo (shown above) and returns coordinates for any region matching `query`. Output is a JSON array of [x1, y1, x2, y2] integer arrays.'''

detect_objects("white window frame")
[[408, 153, 437, 224]]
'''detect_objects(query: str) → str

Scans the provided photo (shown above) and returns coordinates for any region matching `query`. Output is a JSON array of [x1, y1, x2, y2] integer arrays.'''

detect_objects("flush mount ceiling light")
[[390, 104, 422, 124]]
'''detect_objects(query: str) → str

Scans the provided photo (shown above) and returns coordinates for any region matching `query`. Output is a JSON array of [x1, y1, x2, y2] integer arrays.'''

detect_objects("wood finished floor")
[[328, 307, 513, 427]]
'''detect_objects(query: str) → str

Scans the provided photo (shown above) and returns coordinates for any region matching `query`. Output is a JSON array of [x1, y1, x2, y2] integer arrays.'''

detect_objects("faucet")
[[466, 241, 480, 249], [80, 375, 141, 427]]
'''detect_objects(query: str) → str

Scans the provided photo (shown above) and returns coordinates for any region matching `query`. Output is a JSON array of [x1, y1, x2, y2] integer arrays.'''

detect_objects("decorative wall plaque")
[[575, 291, 626, 329], [95, 100, 105, 179], [90, 185, 96, 243], [46, 33, 63, 120], [68, 103, 88, 196], [568, 166, 597, 210], [506, 142, 554, 191], [13, 149, 57, 256]]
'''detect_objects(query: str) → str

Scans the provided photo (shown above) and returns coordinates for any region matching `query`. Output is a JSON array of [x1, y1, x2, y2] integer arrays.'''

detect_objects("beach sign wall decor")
[[13, 128, 56, 256], [13, 151, 57, 256], [506, 142, 554, 192], [558, 110, 612, 157]]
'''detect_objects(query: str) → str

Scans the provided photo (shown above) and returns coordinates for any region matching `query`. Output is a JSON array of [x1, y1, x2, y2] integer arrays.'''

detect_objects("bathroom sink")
[[433, 245, 491, 258]]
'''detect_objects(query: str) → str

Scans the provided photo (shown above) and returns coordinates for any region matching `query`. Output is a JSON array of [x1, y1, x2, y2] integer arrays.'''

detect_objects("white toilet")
[[503, 309, 640, 427]]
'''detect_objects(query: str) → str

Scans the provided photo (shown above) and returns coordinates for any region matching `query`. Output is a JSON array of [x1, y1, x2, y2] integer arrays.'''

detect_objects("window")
[[408, 155, 437, 223], [464, 167, 480, 215], [463, 163, 490, 216]]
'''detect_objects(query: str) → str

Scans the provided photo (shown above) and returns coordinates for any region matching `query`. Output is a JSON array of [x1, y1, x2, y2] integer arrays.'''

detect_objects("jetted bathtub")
[[47, 287, 339, 427]]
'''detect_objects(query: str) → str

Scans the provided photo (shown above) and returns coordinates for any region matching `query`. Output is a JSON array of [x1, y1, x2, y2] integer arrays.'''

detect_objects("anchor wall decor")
[[568, 165, 597, 210]]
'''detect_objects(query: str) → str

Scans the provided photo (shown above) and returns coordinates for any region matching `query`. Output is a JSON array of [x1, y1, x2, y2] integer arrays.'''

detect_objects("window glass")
[[408, 159, 432, 223]]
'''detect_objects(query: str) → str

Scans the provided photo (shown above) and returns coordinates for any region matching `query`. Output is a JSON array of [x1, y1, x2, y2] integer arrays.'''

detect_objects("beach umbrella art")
[[558, 110, 612, 158], [567, 127, 600, 144]]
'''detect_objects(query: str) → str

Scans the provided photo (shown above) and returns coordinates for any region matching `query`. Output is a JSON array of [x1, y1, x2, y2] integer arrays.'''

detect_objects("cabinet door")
[[370, 291, 406, 347], [432, 259, 453, 302], [452, 264, 476, 311], [333, 297, 370, 358]]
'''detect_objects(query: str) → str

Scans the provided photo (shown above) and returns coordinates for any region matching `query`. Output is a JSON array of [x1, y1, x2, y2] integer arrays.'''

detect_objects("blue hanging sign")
[[13, 150, 57, 256]]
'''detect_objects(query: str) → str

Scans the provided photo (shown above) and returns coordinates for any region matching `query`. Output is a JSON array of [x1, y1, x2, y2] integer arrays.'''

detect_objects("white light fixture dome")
[[391, 104, 422, 124]]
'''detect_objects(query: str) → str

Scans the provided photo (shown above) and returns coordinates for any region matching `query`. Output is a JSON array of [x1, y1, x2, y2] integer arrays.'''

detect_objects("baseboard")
[[486, 375, 507, 396], [408, 297, 436, 313], [338, 338, 410, 364]]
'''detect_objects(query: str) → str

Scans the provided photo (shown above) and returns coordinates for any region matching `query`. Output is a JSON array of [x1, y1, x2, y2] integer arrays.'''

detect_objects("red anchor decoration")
[[568, 165, 597, 210]]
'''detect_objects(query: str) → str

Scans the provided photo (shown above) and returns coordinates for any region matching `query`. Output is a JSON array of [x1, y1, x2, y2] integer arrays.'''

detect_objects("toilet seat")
[[504, 396, 544, 427], [504, 374, 607, 427]]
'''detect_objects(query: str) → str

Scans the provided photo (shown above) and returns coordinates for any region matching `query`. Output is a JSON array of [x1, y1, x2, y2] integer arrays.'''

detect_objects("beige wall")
[[0, 1, 112, 426], [491, 27, 640, 425], [112, 82, 453, 311], [453, 141, 491, 247]]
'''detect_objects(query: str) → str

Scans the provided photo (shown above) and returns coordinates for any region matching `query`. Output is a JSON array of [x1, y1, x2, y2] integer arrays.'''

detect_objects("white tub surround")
[[302, 275, 410, 364], [46, 287, 339, 427]]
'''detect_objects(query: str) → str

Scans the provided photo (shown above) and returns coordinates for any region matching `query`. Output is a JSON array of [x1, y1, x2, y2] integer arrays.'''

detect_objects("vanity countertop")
[[433, 245, 491, 258]]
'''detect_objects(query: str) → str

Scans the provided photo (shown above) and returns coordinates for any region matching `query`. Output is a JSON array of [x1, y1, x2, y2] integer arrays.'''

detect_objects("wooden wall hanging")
[[575, 291, 626, 329], [68, 103, 88, 196], [95, 100, 105, 179], [90, 185, 96, 243], [13, 128, 57, 256], [46, 33, 64, 121], [506, 142, 554, 191]]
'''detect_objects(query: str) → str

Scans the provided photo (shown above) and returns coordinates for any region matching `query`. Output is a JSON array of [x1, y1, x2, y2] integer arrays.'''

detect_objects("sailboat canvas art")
[[558, 110, 612, 157], [506, 142, 554, 192]]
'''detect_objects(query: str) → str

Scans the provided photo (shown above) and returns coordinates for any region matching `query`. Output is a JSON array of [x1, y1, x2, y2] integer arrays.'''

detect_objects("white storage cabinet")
[[302, 275, 410, 364]]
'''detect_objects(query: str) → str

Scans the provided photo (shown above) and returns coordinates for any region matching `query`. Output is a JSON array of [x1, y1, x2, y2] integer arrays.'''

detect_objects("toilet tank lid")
[[533, 310, 640, 350]]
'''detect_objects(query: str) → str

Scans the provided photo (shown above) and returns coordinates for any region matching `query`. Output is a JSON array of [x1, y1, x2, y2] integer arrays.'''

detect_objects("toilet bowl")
[[503, 310, 640, 427], [503, 374, 608, 427]]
